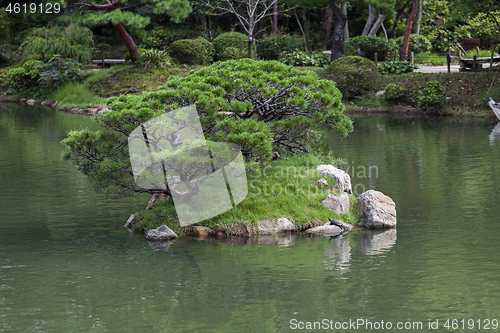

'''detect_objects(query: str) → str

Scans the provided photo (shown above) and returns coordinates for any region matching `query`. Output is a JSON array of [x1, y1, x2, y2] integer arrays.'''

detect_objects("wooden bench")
[[459, 56, 500, 72], [92, 59, 130, 67]]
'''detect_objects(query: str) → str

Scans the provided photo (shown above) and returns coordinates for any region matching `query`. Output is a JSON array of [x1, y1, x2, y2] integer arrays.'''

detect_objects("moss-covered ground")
[[131, 154, 360, 236]]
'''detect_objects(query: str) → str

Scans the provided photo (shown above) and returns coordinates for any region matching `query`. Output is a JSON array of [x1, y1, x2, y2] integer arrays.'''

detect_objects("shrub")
[[326, 56, 379, 100], [393, 35, 432, 54], [418, 81, 445, 110], [378, 61, 419, 74], [279, 50, 315, 66], [36, 56, 83, 89], [257, 34, 302, 60], [195, 37, 215, 64], [20, 24, 94, 63], [137, 49, 171, 68], [384, 83, 404, 100], [167, 39, 207, 65], [5, 59, 42, 89], [344, 36, 392, 61], [143, 26, 209, 49], [213, 32, 248, 61]]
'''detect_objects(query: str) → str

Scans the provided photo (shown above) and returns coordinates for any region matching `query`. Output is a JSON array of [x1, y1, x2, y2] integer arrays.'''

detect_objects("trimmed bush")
[[344, 36, 392, 61], [384, 84, 404, 100], [257, 34, 302, 60], [5, 59, 42, 89], [213, 32, 248, 61], [394, 35, 432, 55], [326, 56, 379, 100], [195, 37, 215, 64], [167, 39, 207, 65]]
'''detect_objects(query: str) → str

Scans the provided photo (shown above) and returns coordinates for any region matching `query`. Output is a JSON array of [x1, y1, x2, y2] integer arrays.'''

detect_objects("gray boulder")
[[357, 190, 397, 228], [322, 193, 350, 215], [258, 218, 297, 235], [305, 222, 353, 236], [316, 165, 352, 194], [145, 225, 178, 240]]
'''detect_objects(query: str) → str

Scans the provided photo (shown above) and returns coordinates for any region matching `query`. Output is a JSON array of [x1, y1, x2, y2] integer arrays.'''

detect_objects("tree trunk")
[[113, 22, 138, 61], [342, 3, 349, 42], [317, 5, 333, 49], [401, 0, 418, 61], [273, 1, 278, 34], [362, 5, 374, 36], [368, 14, 386, 36], [412, 0, 423, 34], [295, 9, 309, 54], [329, 0, 346, 61]]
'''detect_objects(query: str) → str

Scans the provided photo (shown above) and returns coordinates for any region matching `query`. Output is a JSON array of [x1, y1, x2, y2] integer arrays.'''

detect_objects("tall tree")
[[65, 0, 192, 60], [361, 0, 396, 36], [401, 0, 418, 61], [200, 0, 281, 59]]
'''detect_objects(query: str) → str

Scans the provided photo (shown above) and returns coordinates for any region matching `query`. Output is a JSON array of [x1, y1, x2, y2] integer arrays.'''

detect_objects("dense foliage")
[[384, 83, 404, 100], [195, 37, 215, 64], [326, 56, 379, 100], [20, 24, 94, 63], [167, 39, 207, 65], [213, 32, 248, 61], [257, 34, 302, 60], [418, 80, 445, 110], [279, 50, 330, 67], [344, 36, 394, 61], [63, 59, 352, 198], [394, 35, 432, 54]]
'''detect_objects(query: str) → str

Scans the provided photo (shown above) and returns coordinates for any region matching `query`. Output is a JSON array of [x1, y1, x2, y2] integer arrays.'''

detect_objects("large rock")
[[317, 165, 352, 194], [145, 225, 178, 240], [322, 193, 350, 215], [304, 222, 353, 236], [258, 218, 297, 235], [357, 190, 397, 228]]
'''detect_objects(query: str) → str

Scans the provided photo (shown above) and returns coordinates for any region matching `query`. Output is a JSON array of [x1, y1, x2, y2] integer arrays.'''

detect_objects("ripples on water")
[[1, 105, 500, 332]]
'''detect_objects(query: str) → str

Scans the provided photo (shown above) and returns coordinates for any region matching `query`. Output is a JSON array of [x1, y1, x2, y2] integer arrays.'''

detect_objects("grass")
[[463, 49, 497, 58], [414, 52, 449, 66], [132, 153, 361, 235], [49, 82, 107, 108]]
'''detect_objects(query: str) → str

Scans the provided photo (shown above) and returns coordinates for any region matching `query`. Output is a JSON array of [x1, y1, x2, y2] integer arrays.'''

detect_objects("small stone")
[[305, 222, 353, 236], [145, 225, 178, 240], [26, 99, 35, 105], [192, 226, 210, 237], [375, 90, 385, 98]]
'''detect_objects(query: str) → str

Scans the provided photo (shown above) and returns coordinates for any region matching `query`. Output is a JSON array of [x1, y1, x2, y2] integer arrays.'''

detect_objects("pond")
[[1, 104, 500, 332]]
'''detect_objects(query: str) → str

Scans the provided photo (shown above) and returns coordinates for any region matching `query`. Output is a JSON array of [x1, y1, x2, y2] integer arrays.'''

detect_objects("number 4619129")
[[6, 3, 61, 14]]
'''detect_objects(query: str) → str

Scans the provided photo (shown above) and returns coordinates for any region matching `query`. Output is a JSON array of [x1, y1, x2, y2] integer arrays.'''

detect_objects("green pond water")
[[1, 104, 500, 332]]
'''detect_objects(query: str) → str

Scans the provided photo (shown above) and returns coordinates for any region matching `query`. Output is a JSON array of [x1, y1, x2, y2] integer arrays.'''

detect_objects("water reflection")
[[323, 237, 351, 274], [489, 122, 500, 144], [358, 229, 397, 255]]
